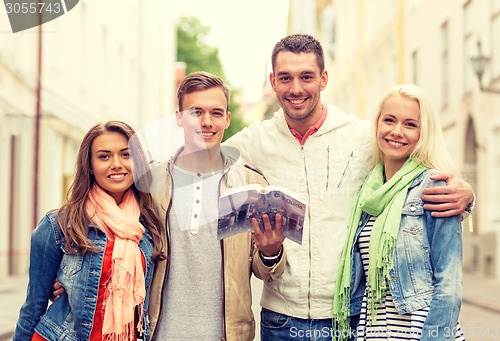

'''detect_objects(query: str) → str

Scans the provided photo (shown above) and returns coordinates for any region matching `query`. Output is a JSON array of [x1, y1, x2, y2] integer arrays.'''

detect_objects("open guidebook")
[[218, 184, 306, 244]]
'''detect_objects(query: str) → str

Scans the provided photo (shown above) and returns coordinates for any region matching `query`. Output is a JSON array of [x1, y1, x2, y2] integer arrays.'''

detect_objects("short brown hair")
[[177, 71, 230, 111], [271, 34, 325, 73]]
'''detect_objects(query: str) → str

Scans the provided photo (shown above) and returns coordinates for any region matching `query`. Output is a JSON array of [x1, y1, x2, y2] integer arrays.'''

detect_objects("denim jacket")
[[349, 170, 463, 341], [14, 210, 155, 341]]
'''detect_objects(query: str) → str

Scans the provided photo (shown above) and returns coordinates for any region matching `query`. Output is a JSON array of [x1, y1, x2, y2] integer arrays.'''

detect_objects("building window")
[[8, 135, 18, 275], [494, 127, 500, 223], [492, 0, 500, 80], [79, 3, 88, 90], [464, 118, 478, 234], [463, 1, 475, 95], [100, 27, 108, 108], [411, 50, 418, 84], [441, 21, 449, 109]]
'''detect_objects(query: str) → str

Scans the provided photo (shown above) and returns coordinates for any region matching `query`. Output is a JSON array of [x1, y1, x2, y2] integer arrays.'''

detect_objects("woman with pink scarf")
[[14, 121, 164, 341]]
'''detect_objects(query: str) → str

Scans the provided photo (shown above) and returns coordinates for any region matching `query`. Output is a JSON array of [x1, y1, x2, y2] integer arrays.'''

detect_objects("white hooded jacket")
[[225, 104, 373, 319]]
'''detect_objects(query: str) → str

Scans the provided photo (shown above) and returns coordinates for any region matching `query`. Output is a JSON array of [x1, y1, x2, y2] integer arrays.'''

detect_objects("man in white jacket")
[[224, 34, 474, 340]]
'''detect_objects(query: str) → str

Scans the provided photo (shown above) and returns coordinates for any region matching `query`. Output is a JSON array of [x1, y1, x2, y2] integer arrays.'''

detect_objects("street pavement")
[[0, 275, 27, 341], [460, 272, 500, 341], [1, 272, 499, 340]]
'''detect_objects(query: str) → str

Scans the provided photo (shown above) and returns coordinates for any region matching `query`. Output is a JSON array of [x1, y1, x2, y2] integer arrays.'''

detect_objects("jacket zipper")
[[220, 239, 227, 340], [150, 163, 174, 341], [326, 146, 330, 190], [218, 164, 231, 340], [337, 151, 353, 188], [301, 145, 313, 319]]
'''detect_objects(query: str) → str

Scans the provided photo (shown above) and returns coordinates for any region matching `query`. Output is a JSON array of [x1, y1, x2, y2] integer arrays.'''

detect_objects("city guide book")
[[218, 184, 306, 244]]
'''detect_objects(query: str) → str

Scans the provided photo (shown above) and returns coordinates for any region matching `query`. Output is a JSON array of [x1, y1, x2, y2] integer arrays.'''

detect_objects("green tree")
[[176, 16, 247, 141]]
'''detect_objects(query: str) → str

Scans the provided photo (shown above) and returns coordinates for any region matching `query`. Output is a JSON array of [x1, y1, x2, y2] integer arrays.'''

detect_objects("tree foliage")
[[176, 16, 247, 141]]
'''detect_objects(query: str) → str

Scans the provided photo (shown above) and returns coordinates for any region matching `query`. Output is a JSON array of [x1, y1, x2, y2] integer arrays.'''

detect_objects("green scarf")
[[333, 158, 426, 340]]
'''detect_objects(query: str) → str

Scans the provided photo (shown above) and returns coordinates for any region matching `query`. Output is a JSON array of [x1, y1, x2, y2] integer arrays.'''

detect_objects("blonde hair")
[[372, 84, 457, 174]]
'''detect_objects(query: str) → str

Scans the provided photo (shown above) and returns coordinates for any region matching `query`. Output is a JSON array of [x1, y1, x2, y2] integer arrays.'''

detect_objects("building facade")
[[0, 1, 177, 278], [288, 0, 500, 280]]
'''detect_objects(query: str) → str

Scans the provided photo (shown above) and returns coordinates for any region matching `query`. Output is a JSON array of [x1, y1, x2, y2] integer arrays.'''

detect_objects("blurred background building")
[[288, 0, 500, 281], [0, 0, 176, 278]]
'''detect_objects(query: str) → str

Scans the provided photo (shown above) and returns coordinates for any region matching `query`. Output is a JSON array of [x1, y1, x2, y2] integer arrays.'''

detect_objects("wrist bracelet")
[[465, 201, 474, 214], [260, 245, 282, 261]]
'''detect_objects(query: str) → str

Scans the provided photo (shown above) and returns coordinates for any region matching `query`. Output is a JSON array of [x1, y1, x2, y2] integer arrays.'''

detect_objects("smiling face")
[[176, 87, 231, 154], [90, 131, 134, 204], [270, 51, 327, 134], [377, 95, 421, 173]]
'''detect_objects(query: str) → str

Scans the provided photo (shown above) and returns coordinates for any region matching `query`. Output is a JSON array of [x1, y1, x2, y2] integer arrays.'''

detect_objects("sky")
[[172, 0, 290, 103]]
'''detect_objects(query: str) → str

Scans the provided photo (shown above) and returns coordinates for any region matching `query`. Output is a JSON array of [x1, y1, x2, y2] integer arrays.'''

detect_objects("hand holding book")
[[218, 184, 306, 244], [252, 213, 286, 257]]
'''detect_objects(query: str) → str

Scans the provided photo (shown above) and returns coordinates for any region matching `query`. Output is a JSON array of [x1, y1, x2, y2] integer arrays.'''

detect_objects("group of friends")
[[14, 34, 473, 341]]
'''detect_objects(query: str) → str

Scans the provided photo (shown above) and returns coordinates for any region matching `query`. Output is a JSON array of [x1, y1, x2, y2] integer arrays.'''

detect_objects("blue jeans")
[[260, 308, 335, 341]]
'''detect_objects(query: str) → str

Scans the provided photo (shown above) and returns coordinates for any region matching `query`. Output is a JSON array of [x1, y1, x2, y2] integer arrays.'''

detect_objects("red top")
[[289, 104, 328, 145], [32, 240, 145, 341]]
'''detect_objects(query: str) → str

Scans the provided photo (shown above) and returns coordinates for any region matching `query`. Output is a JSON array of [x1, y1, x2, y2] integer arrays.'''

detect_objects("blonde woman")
[[334, 85, 465, 340]]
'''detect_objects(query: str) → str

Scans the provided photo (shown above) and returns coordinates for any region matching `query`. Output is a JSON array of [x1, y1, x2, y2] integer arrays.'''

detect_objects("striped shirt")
[[355, 216, 465, 340]]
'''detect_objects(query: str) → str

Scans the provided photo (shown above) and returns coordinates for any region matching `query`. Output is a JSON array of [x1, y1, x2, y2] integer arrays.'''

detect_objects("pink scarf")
[[85, 184, 145, 341]]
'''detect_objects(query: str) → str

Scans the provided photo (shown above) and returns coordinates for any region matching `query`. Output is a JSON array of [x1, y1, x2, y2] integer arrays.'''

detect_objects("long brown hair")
[[57, 121, 164, 259]]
